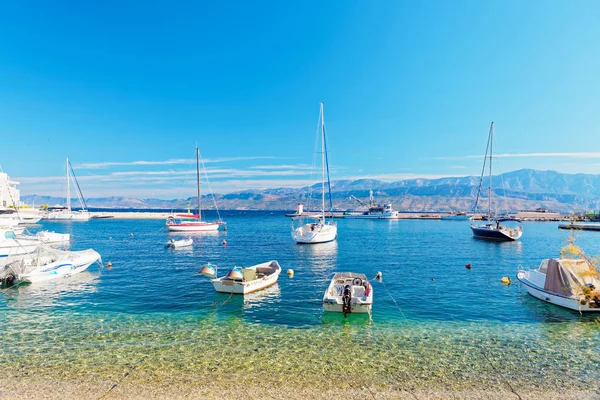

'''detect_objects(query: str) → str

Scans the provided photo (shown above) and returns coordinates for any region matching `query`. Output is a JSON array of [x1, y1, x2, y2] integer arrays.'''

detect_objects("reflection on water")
[[243, 283, 281, 309], [1, 271, 99, 309]]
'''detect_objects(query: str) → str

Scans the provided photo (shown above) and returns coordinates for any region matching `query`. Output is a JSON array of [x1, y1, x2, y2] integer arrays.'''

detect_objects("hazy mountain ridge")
[[22, 169, 600, 212]]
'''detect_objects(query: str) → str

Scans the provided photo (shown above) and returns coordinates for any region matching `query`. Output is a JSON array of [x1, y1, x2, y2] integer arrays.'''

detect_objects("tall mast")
[[66, 157, 71, 212], [196, 146, 202, 221], [320, 103, 325, 222], [488, 122, 494, 218]]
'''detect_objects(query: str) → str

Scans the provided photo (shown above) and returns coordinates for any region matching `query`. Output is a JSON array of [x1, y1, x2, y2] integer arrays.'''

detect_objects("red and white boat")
[[166, 214, 222, 232], [166, 146, 225, 233]]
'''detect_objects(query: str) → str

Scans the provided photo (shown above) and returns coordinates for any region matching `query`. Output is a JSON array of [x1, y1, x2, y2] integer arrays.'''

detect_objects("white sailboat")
[[44, 158, 90, 221], [470, 122, 522, 241], [292, 103, 337, 244], [166, 147, 224, 232]]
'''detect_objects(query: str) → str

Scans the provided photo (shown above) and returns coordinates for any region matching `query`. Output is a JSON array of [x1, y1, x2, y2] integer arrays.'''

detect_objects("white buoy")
[[375, 271, 382, 280], [287, 269, 294, 277]]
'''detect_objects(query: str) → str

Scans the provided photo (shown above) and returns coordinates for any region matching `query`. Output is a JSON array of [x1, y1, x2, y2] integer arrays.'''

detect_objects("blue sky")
[[1, 1, 599, 198]]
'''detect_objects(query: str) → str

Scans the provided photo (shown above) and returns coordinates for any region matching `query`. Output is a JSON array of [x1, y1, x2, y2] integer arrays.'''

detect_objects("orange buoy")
[[466, 263, 472, 269], [107, 261, 113, 270], [222, 240, 227, 246]]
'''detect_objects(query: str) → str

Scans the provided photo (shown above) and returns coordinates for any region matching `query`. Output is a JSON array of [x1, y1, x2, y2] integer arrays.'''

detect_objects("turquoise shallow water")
[[1, 211, 599, 390]]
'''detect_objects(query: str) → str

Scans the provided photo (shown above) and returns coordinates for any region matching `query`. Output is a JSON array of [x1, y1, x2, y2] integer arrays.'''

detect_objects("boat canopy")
[[174, 214, 200, 219], [544, 258, 600, 297], [497, 217, 521, 223], [332, 272, 367, 280]]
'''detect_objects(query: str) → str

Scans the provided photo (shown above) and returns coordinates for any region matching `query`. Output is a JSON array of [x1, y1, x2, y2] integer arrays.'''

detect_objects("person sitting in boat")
[[496, 221, 500, 229], [310, 224, 315, 231]]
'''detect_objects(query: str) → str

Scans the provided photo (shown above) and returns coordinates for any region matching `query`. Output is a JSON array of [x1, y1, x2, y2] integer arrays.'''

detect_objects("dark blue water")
[[1, 211, 599, 389]]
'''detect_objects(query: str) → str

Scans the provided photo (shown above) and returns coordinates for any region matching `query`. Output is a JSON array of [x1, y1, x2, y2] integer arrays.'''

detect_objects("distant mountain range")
[[22, 169, 600, 213]]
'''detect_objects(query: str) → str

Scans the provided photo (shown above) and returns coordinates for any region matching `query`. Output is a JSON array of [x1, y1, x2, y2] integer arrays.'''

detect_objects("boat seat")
[[242, 268, 257, 282]]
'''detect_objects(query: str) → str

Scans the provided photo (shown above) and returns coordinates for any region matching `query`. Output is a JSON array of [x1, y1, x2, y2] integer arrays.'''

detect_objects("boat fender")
[[365, 282, 371, 296], [500, 277, 511, 285]]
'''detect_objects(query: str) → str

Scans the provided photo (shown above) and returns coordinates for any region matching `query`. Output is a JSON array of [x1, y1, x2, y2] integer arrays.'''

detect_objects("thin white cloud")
[[250, 164, 314, 170], [341, 172, 461, 181], [435, 152, 600, 160], [75, 156, 278, 169]]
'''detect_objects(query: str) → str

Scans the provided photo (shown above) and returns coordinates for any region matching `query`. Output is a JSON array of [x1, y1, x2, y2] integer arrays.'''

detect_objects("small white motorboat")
[[0, 245, 101, 286], [165, 238, 193, 248], [323, 272, 373, 316], [34, 231, 70, 244], [518, 258, 600, 312], [199, 260, 281, 295]]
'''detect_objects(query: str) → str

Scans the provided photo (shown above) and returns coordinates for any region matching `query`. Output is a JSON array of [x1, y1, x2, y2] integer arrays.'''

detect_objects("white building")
[[0, 171, 20, 208]]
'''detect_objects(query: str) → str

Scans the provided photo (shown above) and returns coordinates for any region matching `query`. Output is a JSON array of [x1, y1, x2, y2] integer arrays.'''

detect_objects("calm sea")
[[1, 211, 599, 390]]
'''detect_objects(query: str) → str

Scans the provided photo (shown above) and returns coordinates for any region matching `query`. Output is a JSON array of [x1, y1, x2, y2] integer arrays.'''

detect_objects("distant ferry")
[[343, 191, 398, 219]]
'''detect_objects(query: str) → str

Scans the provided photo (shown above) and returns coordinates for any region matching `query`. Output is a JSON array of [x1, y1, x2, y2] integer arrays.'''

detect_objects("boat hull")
[[471, 226, 521, 241], [441, 215, 471, 221], [211, 261, 281, 294], [44, 211, 90, 221], [166, 239, 193, 248], [517, 271, 600, 312], [19, 250, 101, 283], [342, 212, 398, 220], [167, 222, 221, 232], [292, 224, 337, 244], [323, 302, 372, 313]]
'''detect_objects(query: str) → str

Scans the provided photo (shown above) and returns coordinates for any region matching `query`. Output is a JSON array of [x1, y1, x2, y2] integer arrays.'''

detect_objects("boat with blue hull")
[[471, 218, 522, 241], [470, 122, 523, 241]]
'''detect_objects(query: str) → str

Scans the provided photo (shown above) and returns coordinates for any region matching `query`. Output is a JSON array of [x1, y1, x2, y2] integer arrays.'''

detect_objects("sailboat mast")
[[196, 146, 202, 221], [320, 103, 326, 222], [66, 157, 71, 212], [488, 122, 494, 218]]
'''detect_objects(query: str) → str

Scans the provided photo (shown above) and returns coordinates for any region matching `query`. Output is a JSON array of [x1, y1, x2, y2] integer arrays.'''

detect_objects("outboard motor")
[[1, 274, 16, 289], [342, 284, 352, 317]]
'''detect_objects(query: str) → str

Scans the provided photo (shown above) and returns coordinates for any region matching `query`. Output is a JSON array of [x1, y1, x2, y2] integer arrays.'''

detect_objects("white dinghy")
[[0, 244, 101, 287], [323, 272, 373, 316], [165, 238, 193, 248], [517, 239, 600, 312], [199, 260, 281, 295]]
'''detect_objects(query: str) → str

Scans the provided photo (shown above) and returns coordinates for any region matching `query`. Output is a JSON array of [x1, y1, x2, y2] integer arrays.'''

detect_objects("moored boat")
[[471, 218, 523, 241], [517, 242, 600, 313], [343, 191, 398, 219], [292, 103, 337, 244], [43, 158, 90, 221], [0, 245, 101, 286], [441, 212, 471, 221], [166, 147, 224, 232], [0, 228, 40, 267], [165, 238, 193, 248], [470, 122, 523, 241], [199, 260, 281, 295], [323, 272, 373, 316]]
